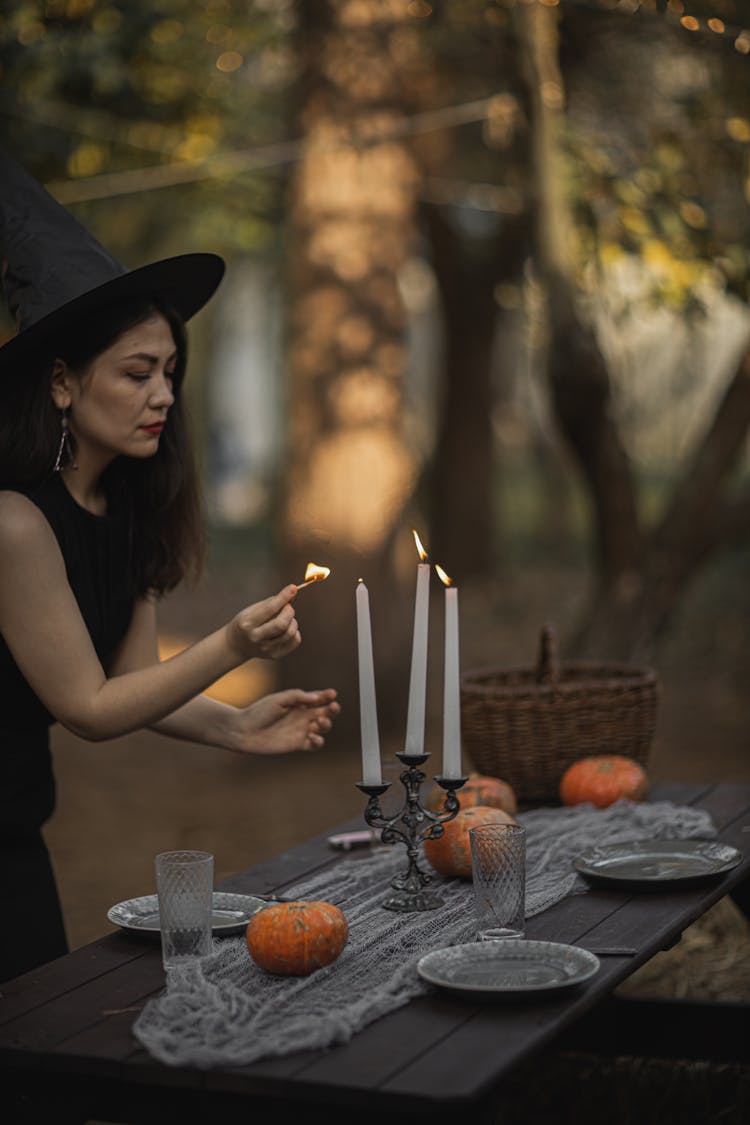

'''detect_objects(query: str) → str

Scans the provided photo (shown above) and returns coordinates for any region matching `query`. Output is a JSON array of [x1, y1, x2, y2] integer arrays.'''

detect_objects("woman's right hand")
[[228, 585, 301, 661]]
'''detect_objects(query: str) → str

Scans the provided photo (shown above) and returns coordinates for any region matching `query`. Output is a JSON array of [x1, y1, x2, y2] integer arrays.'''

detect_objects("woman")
[[0, 152, 339, 982]]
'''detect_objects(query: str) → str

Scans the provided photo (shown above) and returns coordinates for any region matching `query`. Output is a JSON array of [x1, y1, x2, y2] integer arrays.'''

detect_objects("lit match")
[[297, 562, 331, 590]]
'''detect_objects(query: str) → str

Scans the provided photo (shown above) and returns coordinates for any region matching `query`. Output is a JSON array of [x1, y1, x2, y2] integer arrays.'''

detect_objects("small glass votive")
[[469, 823, 526, 940], [155, 850, 214, 971]]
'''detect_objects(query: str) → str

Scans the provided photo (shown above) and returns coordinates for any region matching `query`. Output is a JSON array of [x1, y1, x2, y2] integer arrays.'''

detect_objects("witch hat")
[[0, 148, 224, 376]]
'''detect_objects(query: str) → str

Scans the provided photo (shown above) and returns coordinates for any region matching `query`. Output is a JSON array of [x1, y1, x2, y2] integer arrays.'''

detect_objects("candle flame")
[[435, 564, 454, 587], [412, 528, 429, 561], [297, 562, 331, 589]]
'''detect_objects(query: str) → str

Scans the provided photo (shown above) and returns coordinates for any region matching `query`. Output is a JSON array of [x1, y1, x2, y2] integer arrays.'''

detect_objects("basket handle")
[[536, 624, 559, 684]]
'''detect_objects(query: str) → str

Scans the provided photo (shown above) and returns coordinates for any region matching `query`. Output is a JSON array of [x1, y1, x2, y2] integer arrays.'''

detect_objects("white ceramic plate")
[[107, 891, 270, 937], [573, 839, 742, 890], [417, 940, 600, 998]]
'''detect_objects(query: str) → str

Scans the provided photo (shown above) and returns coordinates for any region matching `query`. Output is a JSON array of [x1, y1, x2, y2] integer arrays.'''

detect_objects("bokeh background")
[[1, 3, 749, 1104]]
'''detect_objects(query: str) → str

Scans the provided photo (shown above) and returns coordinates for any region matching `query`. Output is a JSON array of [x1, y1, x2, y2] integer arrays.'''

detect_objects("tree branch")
[[652, 343, 750, 557], [515, 2, 642, 583]]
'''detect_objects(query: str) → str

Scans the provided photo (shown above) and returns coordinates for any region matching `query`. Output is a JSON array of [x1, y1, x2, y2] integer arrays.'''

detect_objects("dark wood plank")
[[0, 950, 166, 1056], [688, 781, 750, 829], [217, 817, 361, 896], [648, 781, 715, 805], [197, 1045, 330, 1087], [524, 886, 631, 944], [0, 932, 150, 1026], [202, 991, 479, 1098], [50, 1006, 152, 1071]]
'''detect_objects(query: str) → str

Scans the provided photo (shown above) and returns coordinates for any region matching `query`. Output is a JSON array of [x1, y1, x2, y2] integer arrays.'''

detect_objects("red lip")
[[141, 423, 165, 435]]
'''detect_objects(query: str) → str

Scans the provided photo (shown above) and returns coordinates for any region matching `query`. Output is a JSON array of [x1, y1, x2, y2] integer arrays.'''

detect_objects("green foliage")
[[408, 2, 750, 311], [0, 0, 297, 260], [561, 4, 750, 307]]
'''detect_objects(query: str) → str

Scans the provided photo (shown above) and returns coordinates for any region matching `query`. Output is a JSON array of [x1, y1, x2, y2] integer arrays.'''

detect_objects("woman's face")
[[54, 313, 178, 468]]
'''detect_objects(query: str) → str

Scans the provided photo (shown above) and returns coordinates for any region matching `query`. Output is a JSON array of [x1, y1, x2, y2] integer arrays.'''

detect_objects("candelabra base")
[[382, 887, 445, 912]]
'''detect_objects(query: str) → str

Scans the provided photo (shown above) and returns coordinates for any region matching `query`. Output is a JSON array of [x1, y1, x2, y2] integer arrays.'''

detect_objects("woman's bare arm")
[[0, 492, 300, 741], [110, 596, 340, 754]]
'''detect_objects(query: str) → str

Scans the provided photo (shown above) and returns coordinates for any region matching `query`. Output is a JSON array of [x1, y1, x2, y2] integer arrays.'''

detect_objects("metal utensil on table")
[[579, 946, 637, 956]]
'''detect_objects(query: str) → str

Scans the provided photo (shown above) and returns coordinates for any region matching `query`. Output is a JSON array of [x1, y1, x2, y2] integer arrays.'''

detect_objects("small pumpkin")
[[423, 805, 516, 879], [426, 773, 517, 816], [560, 755, 648, 809], [246, 900, 348, 976]]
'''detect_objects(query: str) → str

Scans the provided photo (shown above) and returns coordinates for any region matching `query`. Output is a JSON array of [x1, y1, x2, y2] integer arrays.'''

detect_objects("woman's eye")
[[127, 373, 150, 383]]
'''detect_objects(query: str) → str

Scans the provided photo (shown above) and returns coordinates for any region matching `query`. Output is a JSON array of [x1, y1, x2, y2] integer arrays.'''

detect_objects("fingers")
[[304, 694, 340, 750], [273, 688, 340, 712], [309, 691, 340, 735], [308, 689, 340, 713], [233, 586, 302, 660], [282, 688, 340, 752], [257, 584, 298, 617], [308, 702, 339, 735], [273, 688, 328, 708], [235, 686, 340, 755]]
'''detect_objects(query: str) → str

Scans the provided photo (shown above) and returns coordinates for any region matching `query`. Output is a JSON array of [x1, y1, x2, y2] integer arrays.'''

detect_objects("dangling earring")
[[53, 407, 76, 472]]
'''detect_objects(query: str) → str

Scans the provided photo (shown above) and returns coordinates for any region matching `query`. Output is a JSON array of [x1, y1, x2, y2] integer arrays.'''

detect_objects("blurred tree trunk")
[[279, 0, 422, 737], [421, 202, 531, 579], [516, 2, 750, 660], [405, 31, 534, 581]]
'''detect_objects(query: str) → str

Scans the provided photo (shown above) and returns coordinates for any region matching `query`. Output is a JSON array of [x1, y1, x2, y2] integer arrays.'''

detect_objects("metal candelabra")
[[357, 752, 468, 912]]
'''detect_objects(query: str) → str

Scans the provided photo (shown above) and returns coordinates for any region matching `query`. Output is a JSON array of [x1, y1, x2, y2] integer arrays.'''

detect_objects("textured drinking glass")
[[469, 823, 526, 940], [155, 850, 214, 970]]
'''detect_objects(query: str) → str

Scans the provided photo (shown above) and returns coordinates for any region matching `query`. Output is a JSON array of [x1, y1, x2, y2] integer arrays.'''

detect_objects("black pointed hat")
[[0, 149, 225, 375]]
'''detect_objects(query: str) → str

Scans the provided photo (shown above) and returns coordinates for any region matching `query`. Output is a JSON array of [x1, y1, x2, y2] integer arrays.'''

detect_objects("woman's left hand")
[[230, 688, 340, 755]]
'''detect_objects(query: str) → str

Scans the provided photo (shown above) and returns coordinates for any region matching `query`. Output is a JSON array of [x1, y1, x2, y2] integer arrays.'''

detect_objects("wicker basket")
[[460, 625, 659, 803]]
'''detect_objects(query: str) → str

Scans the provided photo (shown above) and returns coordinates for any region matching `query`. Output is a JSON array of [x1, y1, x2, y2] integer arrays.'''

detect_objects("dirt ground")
[[44, 555, 750, 1001]]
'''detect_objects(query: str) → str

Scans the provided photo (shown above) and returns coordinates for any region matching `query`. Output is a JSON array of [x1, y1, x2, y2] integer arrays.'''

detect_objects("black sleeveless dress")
[[0, 474, 134, 982]]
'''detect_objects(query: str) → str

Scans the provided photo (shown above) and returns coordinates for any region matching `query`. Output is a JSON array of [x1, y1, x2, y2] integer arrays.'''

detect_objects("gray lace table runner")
[[133, 798, 715, 1069]]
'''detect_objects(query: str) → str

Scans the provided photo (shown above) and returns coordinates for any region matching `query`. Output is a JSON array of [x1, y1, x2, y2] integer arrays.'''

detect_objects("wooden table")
[[2, 782, 749, 1125]]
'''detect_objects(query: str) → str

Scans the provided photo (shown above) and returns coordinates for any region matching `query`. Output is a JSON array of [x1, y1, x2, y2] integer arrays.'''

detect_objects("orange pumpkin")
[[423, 805, 516, 879], [246, 900, 348, 976], [560, 755, 648, 809], [426, 773, 517, 816]]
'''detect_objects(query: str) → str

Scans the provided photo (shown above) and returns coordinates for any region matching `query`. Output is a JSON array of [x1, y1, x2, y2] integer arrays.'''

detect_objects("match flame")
[[297, 562, 331, 589], [412, 529, 429, 561], [435, 564, 454, 588]]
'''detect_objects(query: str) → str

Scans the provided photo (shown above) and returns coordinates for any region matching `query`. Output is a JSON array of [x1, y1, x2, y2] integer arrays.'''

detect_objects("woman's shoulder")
[[0, 488, 58, 553]]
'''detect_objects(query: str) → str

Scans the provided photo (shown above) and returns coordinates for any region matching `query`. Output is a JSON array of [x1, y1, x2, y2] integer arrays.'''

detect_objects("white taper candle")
[[355, 579, 382, 786], [440, 574, 462, 780], [404, 561, 430, 756]]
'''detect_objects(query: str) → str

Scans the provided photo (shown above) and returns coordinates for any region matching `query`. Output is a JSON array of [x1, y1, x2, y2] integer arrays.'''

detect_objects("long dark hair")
[[0, 295, 205, 596]]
